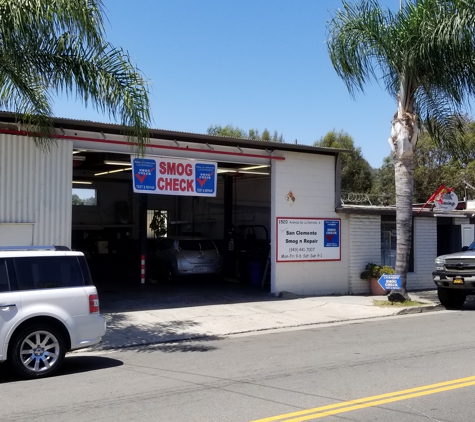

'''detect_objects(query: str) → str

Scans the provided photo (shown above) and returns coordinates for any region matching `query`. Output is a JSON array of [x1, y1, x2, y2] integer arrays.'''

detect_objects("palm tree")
[[327, 0, 475, 298], [0, 0, 150, 150]]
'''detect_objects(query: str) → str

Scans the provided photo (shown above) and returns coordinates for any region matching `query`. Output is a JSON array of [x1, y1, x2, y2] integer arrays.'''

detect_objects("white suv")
[[0, 246, 106, 379]]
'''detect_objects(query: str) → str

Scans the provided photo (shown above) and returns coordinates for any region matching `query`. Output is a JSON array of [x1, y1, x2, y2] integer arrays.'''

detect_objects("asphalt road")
[[2, 309, 475, 422]]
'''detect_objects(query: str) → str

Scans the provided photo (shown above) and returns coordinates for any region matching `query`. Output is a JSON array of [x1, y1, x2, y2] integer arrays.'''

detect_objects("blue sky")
[[54, 0, 403, 168]]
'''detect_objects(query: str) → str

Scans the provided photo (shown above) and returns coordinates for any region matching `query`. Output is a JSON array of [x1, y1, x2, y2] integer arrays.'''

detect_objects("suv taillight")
[[89, 294, 100, 314]]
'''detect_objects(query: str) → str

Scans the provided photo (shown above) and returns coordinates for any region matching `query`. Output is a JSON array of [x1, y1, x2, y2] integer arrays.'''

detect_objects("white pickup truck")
[[433, 241, 475, 309]]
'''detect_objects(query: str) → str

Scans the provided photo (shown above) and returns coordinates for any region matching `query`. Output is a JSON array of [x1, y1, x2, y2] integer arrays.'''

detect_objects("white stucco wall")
[[270, 151, 349, 295], [0, 134, 72, 246]]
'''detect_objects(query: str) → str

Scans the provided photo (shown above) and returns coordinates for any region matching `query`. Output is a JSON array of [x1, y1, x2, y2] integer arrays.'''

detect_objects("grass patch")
[[373, 299, 428, 307]]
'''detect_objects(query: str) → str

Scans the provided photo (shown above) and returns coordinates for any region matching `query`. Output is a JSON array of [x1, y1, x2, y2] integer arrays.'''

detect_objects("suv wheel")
[[437, 287, 466, 309], [10, 324, 66, 379]]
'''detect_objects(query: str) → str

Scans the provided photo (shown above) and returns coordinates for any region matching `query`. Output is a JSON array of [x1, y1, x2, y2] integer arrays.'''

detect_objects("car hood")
[[437, 251, 475, 260]]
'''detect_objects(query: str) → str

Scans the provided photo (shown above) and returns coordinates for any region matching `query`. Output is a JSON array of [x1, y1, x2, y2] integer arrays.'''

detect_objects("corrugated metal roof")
[[0, 111, 350, 157]]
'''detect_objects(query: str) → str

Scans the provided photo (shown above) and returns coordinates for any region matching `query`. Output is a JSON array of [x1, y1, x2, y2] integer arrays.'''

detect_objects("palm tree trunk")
[[389, 104, 419, 299], [395, 156, 414, 296]]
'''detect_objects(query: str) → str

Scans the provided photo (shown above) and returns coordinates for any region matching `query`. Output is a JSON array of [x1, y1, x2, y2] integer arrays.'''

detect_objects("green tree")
[[372, 155, 396, 205], [72, 194, 84, 205], [314, 130, 373, 194], [206, 124, 247, 138], [412, 122, 475, 204], [1, 0, 150, 150], [207, 125, 285, 142], [328, 0, 475, 298]]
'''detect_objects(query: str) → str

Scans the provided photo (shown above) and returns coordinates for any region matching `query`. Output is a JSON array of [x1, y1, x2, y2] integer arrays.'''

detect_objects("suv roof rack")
[[0, 245, 71, 251]]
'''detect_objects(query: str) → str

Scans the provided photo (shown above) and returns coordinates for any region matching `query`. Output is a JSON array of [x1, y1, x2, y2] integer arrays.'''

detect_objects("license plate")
[[453, 278, 464, 284], [195, 266, 209, 273]]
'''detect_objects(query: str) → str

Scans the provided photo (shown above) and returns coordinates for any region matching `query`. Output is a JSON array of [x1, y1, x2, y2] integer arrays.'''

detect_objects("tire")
[[437, 287, 466, 309], [10, 324, 66, 379]]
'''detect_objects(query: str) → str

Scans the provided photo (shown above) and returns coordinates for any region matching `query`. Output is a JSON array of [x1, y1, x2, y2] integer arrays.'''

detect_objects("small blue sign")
[[195, 163, 216, 195], [133, 158, 156, 191], [378, 274, 401, 290], [324, 220, 340, 247]]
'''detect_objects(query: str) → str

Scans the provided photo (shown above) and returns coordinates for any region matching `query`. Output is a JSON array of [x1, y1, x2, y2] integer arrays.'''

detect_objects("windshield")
[[467, 241, 475, 251]]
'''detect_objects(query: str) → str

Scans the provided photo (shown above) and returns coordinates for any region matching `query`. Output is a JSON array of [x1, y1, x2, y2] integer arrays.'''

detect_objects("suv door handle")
[[0, 303, 16, 308]]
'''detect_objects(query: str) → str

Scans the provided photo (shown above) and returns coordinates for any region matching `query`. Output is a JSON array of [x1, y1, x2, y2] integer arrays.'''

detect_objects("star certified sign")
[[132, 157, 217, 197]]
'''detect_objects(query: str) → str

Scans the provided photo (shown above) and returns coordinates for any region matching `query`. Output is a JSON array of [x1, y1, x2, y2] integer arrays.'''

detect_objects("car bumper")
[[433, 271, 475, 292], [68, 314, 107, 351], [175, 266, 222, 276]]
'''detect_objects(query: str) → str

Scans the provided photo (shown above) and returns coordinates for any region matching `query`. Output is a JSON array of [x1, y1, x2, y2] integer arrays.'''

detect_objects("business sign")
[[433, 191, 458, 212], [378, 274, 401, 290], [276, 217, 341, 262], [132, 157, 217, 197]]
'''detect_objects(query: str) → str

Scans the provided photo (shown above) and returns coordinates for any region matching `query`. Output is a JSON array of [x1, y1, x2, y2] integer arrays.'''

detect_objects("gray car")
[[148, 237, 223, 282]]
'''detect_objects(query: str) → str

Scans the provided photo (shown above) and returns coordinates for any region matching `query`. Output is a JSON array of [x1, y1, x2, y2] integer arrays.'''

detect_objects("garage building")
[[1, 113, 471, 296]]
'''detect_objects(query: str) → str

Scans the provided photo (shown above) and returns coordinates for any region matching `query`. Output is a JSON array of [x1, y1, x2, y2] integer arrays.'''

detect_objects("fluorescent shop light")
[[94, 167, 132, 176], [104, 160, 131, 166]]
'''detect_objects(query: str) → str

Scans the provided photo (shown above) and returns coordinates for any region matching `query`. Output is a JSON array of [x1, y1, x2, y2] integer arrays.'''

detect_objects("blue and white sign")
[[378, 274, 402, 290], [132, 157, 217, 197], [324, 220, 340, 247]]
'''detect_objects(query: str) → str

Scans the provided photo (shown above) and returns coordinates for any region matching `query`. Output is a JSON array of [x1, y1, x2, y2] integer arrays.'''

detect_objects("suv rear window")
[[0, 260, 9, 292], [13, 256, 89, 290], [178, 240, 215, 251]]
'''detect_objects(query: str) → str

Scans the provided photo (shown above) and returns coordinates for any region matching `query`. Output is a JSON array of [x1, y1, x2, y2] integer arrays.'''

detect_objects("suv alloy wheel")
[[10, 323, 66, 379]]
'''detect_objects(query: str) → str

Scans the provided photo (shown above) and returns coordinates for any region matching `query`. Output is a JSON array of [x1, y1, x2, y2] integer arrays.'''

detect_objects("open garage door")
[[72, 149, 272, 294]]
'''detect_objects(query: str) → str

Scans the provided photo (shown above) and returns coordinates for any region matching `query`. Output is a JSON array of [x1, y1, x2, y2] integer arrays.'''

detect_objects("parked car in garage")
[[433, 241, 475, 309], [0, 246, 106, 379], [148, 237, 223, 282]]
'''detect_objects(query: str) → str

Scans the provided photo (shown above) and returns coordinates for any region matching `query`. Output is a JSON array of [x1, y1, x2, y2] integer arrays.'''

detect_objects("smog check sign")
[[132, 157, 217, 197], [276, 217, 341, 262]]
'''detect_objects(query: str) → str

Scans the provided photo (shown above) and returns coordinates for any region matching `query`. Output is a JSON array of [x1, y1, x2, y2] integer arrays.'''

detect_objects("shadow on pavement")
[[412, 289, 475, 310], [97, 277, 278, 313], [101, 312, 224, 350], [0, 356, 123, 383], [129, 337, 223, 354]]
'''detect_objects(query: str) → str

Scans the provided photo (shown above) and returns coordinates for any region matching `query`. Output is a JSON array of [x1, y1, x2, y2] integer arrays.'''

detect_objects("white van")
[[0, 246, 106, 379]]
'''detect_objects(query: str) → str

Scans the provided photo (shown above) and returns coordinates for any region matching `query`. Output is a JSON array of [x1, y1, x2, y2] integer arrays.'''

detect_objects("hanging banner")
[[132, 157, 217, 197], [276, 217, 341, 262]]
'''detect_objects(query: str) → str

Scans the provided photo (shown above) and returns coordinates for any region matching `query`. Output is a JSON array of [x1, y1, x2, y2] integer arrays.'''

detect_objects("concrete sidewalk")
[[88, 289, 443, 351]]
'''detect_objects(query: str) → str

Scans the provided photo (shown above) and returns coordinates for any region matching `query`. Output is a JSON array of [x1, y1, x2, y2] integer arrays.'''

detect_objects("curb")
[[396, 304, 444, 315]]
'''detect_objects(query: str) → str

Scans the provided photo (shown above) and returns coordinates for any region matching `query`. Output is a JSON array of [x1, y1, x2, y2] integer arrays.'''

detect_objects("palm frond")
[[327, 0, 399, 97], [0, 0, 151, 150], [0, 0, 105, 50]]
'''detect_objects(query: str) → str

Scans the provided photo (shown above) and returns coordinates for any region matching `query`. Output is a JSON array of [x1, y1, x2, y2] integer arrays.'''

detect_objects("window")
[[147, 210, 168, 239], [14, 257, 85, 290], [72, 188, 97, 206], [0, 260, 9, 292], [381, 217, 414, 271], [381, 220, 396, 268]]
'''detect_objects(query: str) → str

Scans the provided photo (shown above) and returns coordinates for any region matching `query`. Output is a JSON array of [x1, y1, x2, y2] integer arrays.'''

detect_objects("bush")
[[360, 263, 395, 281]]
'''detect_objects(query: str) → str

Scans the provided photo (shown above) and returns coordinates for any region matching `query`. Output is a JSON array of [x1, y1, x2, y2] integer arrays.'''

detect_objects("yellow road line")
[[251, 375, 475, 422]]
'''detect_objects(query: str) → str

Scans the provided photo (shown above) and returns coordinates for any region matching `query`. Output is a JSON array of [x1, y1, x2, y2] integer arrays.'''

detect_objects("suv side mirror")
[[461, 246, 469, 252]]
